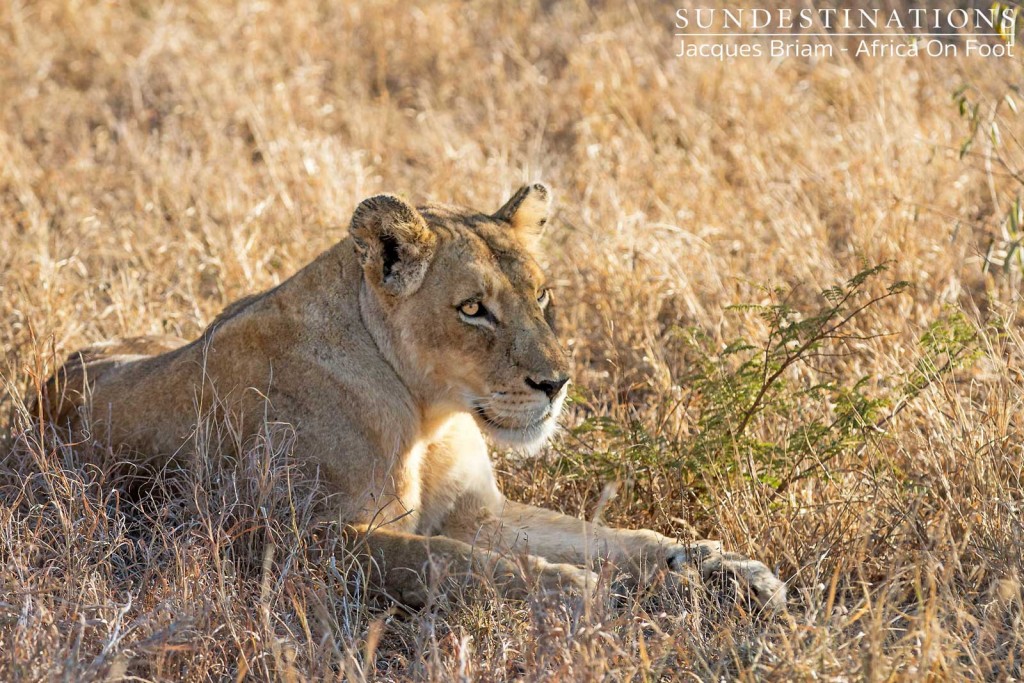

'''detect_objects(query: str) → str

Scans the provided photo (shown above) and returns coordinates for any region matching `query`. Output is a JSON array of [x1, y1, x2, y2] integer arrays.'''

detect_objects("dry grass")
[[2, 0, 1024, 680]]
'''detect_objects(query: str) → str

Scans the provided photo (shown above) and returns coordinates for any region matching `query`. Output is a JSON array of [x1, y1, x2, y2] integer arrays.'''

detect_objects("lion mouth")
[[473, 404, 551, 430], [472, 404, 496, 424], [470, 403, 558, 452]]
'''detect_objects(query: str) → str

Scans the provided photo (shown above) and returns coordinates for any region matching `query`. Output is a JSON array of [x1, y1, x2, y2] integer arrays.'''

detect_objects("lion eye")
[[459, 300, 485, 318], [537, 289, 551, 309]]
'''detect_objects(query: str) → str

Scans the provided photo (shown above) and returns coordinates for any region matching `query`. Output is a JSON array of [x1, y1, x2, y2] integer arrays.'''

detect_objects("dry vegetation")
[[3, 0, 1024, 680]]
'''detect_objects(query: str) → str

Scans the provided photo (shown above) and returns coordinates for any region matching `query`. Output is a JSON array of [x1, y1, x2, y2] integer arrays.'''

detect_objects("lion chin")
[[471, 398, 565, 454]]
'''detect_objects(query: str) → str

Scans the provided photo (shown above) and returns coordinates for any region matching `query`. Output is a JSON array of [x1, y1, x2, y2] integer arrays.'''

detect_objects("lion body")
[[40, 186, 786, 609], [46, 243, 501, 533]]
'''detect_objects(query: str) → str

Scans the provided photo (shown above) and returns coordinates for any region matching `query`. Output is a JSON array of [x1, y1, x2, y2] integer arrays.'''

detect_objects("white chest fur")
[[412, 413, 503, 535]]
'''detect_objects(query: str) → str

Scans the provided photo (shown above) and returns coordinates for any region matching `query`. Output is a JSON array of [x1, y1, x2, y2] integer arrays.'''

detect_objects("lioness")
[[39, 184, 785, 610]]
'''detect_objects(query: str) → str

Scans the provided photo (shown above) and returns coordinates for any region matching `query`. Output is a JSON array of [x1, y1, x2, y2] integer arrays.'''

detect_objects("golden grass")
[[2, 0, 1024, 679]]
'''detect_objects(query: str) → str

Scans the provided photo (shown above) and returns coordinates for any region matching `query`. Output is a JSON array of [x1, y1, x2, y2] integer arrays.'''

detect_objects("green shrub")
[[554, 263, 978, 516]]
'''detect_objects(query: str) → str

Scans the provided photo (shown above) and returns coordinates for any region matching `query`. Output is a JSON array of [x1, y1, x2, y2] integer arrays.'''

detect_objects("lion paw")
[[534, 561, 600, 596], [666, 542, 787, 612]]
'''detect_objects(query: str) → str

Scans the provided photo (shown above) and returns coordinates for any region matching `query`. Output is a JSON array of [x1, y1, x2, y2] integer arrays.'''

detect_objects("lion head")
[[350, 184, 569, 451]]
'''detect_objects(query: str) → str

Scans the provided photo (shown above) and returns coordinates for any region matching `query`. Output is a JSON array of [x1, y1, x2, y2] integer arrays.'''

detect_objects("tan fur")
[[40, 184, 785, 610]]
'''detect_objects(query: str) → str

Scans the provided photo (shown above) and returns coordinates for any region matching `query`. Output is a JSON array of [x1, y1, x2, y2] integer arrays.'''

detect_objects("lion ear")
[[350, 194, 436, 296], [493, 183, 552, 250]]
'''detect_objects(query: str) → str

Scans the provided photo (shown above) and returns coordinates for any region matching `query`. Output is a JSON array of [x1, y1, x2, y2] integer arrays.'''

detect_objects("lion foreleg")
[[440, 500, 786, 610], [343, 523, 596, 608]]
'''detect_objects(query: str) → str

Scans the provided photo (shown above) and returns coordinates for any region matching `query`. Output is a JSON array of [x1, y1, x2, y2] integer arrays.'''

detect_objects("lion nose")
[[525, 375, 569, 400]]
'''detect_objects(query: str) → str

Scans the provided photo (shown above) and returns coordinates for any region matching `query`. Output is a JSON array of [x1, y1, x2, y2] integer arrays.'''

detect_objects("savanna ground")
[[3, 1, 1024, 680]]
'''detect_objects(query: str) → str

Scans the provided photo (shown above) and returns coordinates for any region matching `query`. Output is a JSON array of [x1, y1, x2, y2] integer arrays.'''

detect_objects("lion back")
[[31, 335, 187, 427]]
